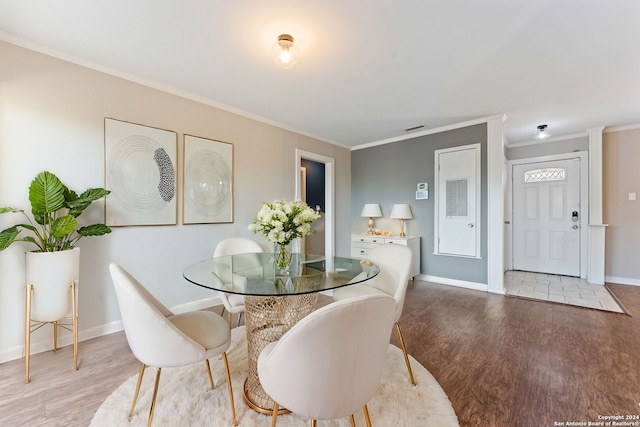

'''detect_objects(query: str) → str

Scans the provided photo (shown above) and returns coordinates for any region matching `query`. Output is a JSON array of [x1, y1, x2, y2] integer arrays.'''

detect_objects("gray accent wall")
[[352, 124, 488, 284]]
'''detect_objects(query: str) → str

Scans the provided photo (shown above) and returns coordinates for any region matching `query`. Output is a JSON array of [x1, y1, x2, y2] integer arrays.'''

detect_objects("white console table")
[[350, 234, 421, 278]]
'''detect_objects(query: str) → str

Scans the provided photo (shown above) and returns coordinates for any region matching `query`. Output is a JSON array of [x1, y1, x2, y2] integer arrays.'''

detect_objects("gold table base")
[[242, 293, 318, 414]]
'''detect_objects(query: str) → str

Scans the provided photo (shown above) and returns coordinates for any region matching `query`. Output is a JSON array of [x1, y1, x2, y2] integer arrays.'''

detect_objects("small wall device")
[[416, 183, 429, 200]]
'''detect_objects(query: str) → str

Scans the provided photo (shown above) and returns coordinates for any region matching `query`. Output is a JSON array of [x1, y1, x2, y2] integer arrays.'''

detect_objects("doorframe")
[[433, 143, 482, 258], [294, 149, 335, 260], [506, 151, 589, 278]]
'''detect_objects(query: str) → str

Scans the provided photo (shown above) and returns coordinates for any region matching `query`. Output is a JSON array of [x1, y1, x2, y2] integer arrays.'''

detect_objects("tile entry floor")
[[504, 270, 625, 313]]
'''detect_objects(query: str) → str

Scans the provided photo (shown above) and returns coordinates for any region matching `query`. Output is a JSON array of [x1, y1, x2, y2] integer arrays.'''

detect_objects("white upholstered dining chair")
[[213, 237, 264, 328], [109, 263, 238, 427], [332, 243, 416, 385], [258, 293, 395, 427]]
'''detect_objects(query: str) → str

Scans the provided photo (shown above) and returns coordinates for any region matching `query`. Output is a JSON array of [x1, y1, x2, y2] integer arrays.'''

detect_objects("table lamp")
[[390, 204, 413, 237], [361, 204, 382, 235]]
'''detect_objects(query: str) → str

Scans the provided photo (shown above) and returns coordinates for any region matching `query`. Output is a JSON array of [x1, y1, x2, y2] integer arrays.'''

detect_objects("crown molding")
[[352, 114, 506, 151], [603, 123, 640, 133], [0, 31, 350, 149]]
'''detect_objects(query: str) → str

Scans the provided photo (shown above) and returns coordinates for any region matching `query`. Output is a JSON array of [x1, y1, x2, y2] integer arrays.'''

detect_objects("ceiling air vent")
[[403, 125, 425, 132]]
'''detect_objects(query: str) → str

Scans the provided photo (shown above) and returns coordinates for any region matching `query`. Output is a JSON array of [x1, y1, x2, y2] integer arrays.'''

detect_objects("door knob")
[[468, 223, 474, 228], [572, 225, 579, 229]]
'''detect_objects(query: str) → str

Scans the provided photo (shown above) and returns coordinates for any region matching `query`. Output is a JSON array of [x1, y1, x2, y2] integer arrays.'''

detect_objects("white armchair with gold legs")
[[258, 293, 395, 427], [332, 243, 417, 386], [109, 263, 238, 427], [213, 237, 265, 328]]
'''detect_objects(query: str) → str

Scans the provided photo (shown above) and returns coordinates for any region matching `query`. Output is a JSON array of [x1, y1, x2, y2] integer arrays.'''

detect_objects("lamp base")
[[367, 217, 375, 235]]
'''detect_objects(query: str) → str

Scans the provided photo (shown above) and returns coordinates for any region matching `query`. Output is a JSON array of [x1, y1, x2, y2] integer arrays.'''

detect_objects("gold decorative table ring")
[[183, 253, 379, 414]]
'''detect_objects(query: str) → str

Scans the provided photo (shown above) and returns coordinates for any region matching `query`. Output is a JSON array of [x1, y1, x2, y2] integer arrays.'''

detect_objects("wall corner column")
[[487, 114, 506, 294], [587, 126, 607, 284]]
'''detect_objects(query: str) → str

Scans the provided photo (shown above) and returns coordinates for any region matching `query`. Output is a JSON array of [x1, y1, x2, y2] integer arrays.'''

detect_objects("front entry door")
[[512, 158, 581, 276]]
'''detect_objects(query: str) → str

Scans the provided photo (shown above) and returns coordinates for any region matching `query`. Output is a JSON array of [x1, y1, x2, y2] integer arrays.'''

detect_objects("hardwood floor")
[[1, 280, 639, 426]]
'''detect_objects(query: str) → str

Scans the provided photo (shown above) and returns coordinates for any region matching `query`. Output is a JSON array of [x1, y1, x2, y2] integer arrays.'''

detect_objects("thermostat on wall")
[[416, 183, 429, 200]]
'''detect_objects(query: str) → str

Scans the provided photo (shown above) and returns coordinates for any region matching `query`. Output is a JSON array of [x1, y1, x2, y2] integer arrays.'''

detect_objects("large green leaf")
[[29, 171, 66, 215], [67, 188, 110, 217], [77, 224, 112, 237], [78, 188, 110, 202], [51, 215, 77, 238], [0, 226, 20, 251]]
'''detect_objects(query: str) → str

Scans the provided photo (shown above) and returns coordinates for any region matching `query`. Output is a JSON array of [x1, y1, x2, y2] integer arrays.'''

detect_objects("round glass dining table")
[[183, 253, 379, 414]]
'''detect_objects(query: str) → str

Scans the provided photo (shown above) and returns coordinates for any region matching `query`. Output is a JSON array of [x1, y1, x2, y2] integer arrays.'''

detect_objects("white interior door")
[[435, 144, 480, 257], [512, 158, 581, 276]]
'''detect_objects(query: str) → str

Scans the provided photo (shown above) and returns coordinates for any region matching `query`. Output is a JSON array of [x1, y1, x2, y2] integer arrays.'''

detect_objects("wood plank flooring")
[[1, 280, 639, 426]]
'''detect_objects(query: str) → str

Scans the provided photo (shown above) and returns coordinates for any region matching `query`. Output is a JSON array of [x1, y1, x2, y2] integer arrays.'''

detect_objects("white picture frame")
[[182, 134, 234, 224], [104, 118, 178, 226]]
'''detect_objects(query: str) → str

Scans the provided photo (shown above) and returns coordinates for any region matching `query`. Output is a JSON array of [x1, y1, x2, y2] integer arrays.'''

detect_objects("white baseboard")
[[417, 274, 489, 292], [605, 276, 640, 287], [0, 319, 124, 364], [0, 296, 222, 364]]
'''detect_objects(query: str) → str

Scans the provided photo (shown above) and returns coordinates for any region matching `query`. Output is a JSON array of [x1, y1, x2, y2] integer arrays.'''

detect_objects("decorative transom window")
[[524, 168, 566, 183]]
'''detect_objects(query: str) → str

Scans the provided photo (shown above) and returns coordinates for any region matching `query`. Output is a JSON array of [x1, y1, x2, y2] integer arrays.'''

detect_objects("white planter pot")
[[25, 247, 80, 322]]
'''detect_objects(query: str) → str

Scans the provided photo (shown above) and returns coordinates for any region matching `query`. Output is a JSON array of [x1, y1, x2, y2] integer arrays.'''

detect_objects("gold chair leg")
[[129, 363, 146, 420], [395, 322, 416, 385], [221, 352, 238, 426], [205, 359, 215, 389], [71, 281, 78, 370], [148, 367, 161, 427], [363, 404, 372, 427], [25, 284, 33, 384], [350, 414, 356, 426], [237, 312, 243, 328], [271, 402, 279, 427], [227, 312, 233, 329], [53, 321, 58, 352], [220, 306, 226, 317], [311, 420, 317, 427]]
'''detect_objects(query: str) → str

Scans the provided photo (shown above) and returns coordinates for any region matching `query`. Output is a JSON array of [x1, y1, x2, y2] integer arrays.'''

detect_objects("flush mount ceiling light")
[[533, 124, 551, 140], [274, 34, 299, 69]]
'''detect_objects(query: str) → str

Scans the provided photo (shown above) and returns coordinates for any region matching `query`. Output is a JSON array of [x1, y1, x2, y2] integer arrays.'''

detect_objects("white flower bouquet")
[[249, 199, 320, 245], [249, 199, 320, 272]]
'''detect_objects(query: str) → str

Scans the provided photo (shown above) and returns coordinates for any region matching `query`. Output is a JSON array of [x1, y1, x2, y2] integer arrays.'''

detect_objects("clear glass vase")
[[274, 242, 293, 275]]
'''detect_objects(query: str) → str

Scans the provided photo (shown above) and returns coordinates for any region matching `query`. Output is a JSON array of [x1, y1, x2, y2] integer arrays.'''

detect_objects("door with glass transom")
[[512, 158, 581, 276]]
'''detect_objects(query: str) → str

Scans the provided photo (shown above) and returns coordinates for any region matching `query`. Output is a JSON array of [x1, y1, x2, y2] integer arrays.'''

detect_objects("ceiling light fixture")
[[533, 124, 551, 140], [275, 34, 299, 69]]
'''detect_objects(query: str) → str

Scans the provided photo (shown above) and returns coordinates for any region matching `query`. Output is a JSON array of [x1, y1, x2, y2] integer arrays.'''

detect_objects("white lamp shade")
[[390, 204, 413, 219], [361, 204, 382, 217]]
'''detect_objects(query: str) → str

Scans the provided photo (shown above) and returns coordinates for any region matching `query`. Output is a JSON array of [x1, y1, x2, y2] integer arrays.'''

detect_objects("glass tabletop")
[[183, 253, 379, 296]]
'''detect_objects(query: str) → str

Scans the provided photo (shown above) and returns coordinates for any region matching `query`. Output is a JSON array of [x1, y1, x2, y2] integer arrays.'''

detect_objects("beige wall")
[[0, 41, 352, 361], [603, 127, 640, 284]]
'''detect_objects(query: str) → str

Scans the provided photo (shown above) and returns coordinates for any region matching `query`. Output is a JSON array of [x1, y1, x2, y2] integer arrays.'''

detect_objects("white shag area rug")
[[90, 326, 459, 426]]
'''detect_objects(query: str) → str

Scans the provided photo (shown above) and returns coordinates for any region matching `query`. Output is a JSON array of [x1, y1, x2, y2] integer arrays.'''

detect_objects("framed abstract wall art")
[[182, 134, 233, 224], [104, 118, 178, 226]]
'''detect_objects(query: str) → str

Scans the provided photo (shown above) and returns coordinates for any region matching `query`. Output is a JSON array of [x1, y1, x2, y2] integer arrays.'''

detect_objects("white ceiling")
[[1, 1, 639, 148]]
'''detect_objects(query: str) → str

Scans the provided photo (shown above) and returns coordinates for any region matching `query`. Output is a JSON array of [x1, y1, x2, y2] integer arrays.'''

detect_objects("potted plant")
[[0, 170, 111, 252], [0, 170, 111, 381]]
